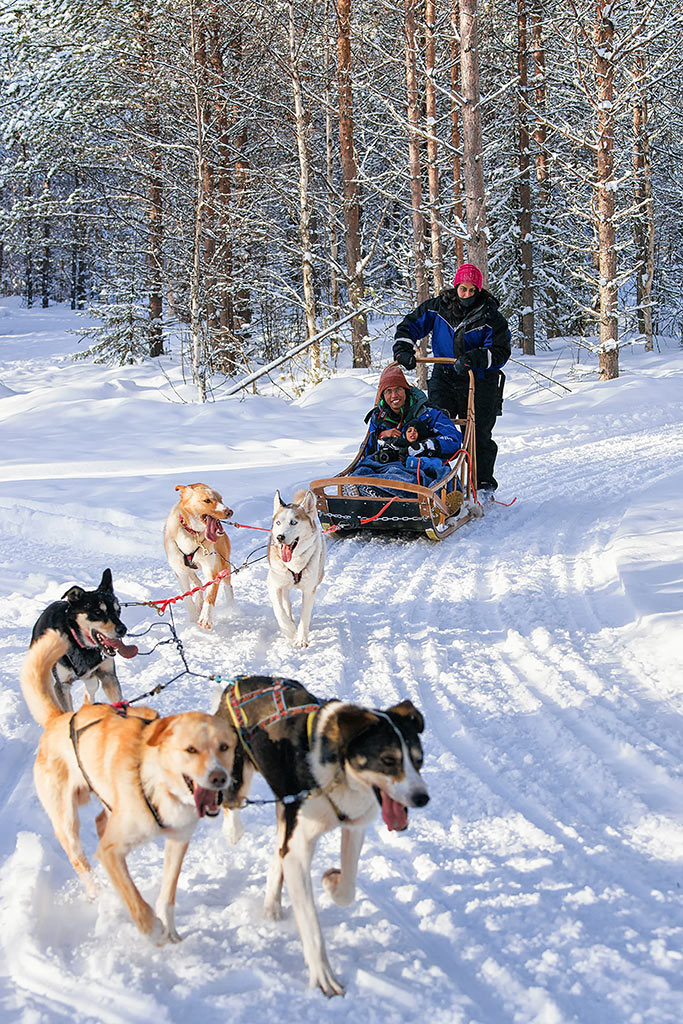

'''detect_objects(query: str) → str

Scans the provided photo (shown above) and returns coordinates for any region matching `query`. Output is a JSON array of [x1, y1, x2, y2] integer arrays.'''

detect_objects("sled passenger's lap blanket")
[[352, 454, 450, 492]]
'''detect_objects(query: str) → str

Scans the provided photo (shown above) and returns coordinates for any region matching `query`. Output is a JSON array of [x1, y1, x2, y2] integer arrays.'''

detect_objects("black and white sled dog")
[[215, 675, 429, 997], [267, 489, 325, 647], [28, 568, 138, 712]]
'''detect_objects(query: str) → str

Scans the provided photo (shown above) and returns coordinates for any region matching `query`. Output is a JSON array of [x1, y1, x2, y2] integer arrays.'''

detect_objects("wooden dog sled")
[[310, 360, 483, 541]]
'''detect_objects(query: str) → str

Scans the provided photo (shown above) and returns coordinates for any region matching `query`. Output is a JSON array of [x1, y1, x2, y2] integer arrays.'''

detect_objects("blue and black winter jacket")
[[363, 386, 462, 459], [394, 287, 511, 381]]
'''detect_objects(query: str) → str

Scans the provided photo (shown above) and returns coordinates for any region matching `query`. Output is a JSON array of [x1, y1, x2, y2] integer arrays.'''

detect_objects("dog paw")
[[149, 917, 171, 945], [322, 868, 354, 907], [263, 899, 283, 921], [197, 619, 213, 631], [293, 631, 310, 648], [309, 962, 345, 998]]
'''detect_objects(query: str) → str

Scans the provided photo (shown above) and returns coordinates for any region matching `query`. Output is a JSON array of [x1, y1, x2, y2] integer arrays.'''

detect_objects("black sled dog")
[[29, 568, 137, 712], [215, 675, 429, 997]]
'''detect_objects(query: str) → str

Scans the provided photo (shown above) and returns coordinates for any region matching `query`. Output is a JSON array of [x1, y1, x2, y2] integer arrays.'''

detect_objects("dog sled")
[[310, 359, 483, 541]]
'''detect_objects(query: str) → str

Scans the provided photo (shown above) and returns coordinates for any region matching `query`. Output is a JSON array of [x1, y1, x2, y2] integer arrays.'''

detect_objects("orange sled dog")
[[164, 483, 234, 630], [21, 630, 238, 942]]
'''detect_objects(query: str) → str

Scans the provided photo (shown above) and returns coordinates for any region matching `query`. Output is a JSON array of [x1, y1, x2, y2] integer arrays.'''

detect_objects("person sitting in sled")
[[392, 262, 511, 492], [352, 364, 462, 489]]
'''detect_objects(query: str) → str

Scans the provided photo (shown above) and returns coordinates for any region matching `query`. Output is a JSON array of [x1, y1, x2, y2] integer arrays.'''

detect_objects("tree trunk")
[[632, 49, 654, 352], [404, 0, 429, 306], [288, 0, 319, 375], [459, 0, 488, 278], [425, 0, 445, 293], [335, 0, 370, 367], [137, 6, 164, 357], [594, 0, 619, 380], [450, 0, 465, 267], [516, 0, 535, 354], [189, 0, 207, 401], [41, 210, 50, 308], [530, 0, 558, 336]]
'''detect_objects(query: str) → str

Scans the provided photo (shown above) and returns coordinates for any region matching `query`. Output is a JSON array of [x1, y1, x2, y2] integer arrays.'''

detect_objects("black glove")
[[408, 438, 440, 457], [393, 338, 417, 370], [454, 348, 490, 374]]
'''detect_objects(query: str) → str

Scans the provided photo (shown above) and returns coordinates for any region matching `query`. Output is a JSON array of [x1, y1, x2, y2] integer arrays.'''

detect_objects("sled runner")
[[310, 360, 483, 541]]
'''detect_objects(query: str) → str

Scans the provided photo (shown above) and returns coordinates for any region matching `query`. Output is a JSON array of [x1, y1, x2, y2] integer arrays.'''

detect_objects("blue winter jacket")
[[362, 386, 462, 459], [394, 287, 511, 381]]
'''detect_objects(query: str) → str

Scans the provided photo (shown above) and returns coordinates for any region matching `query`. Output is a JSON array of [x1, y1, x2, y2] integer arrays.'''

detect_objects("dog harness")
[[220, 678, 355, 822], [177, 515, 204, 567], [69, 708, 168, 829], [224, 677, 321, 741]]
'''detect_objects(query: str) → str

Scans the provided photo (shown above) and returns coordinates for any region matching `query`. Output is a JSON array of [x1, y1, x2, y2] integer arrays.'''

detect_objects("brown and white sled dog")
[[267, 489, 325, 647], [163, 482, 233, 630], [21, 630, 238, 942], [215, 675, 429, 996]]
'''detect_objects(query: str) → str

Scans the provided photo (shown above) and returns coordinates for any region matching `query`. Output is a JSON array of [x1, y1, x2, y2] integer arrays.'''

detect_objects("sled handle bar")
[[415, 356, 457, 364]]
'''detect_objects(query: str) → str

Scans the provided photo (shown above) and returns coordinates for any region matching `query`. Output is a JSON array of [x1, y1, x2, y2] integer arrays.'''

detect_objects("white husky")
[[267, 489, 325, 647]]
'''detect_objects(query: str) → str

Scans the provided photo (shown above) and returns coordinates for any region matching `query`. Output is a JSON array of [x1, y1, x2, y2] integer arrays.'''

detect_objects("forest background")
[[1, 0, 682, 392]]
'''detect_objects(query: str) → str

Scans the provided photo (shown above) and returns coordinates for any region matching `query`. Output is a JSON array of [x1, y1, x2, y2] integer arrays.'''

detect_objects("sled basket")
[[310, 364, 482, 541]]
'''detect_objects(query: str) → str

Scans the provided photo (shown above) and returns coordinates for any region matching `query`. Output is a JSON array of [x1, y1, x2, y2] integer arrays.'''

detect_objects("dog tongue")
[[204, 515, 224, 542], [194, 786, 221, 818], [380, 792, 409, 831], [101, 637, 139, 659], [280, 544, 294, 563]]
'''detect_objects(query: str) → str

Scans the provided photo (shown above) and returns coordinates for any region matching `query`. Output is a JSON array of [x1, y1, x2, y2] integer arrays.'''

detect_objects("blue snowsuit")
[[354, 386, 462, 489]]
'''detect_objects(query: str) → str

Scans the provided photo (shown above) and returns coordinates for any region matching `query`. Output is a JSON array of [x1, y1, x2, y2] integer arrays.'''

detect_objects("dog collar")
[[69, 626, 88, 649], [178, 514, 200, 536]]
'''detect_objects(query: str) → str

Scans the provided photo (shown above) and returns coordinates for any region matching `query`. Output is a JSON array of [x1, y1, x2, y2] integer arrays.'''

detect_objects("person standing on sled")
[[392, 263, 511, 492]]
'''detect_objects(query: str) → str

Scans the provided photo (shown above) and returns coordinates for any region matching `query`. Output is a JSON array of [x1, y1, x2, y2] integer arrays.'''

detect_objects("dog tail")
[[20, 629, 70, 726]]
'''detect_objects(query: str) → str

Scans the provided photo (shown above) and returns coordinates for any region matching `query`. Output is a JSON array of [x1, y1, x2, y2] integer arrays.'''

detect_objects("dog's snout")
[[116, 623, 127, 637], [412, 790, 429, 808], [209, 769, 228, 789], [277, 533, 285, 544]]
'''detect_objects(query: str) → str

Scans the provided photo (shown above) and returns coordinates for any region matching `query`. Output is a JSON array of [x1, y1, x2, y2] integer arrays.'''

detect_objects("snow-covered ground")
[[0, 298, 681, 1023]]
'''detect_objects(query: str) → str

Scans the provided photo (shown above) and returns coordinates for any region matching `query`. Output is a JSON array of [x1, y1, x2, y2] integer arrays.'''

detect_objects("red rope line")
[[324, 495, 399, 532], [226, 521, 271, 532], [146, 569, 232, 614]]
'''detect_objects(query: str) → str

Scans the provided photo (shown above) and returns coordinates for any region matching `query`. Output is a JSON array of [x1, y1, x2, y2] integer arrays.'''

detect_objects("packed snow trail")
[[0, 301, 681, 1023]]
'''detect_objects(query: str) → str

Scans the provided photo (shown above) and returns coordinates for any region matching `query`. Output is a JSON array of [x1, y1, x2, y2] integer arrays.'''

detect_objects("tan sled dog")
[[164, 483, 233, 630], [21, 630, 238, 942], [267, 489, 325, 647]]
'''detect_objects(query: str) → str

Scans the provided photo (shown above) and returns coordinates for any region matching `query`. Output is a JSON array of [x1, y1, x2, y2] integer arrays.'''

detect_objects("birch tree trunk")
[[425, 0, 445, 293], [459, 0, 488, 278], [632, 49, 654, 352], [594, 0, 619, 380], [288, 0, 319, 375], [335, 0, 370, 367], [517, 0, 535, 354]]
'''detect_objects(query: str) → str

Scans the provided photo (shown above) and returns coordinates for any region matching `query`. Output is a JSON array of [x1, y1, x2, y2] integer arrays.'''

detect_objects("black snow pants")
[[428, 366, 503, 488]]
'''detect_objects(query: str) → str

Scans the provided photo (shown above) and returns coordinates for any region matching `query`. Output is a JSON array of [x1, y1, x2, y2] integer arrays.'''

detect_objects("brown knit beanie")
[[375, 364, 410, 404]]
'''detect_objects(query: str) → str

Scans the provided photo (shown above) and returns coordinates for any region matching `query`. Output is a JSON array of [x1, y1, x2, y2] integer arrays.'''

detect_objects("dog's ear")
[[144, 715, 177, 747], [300, 489, 317, 515], [175, 484, 186, 494], [386, 700, 425, 734], [98, 568, 113, 592], [62, 585, 86, 604], [321, 705, 379, 762], [273, 490, 286, 513]]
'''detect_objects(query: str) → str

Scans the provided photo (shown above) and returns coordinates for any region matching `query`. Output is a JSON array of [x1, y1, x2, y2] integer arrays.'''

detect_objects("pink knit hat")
[[453, 263, 483, 290]]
